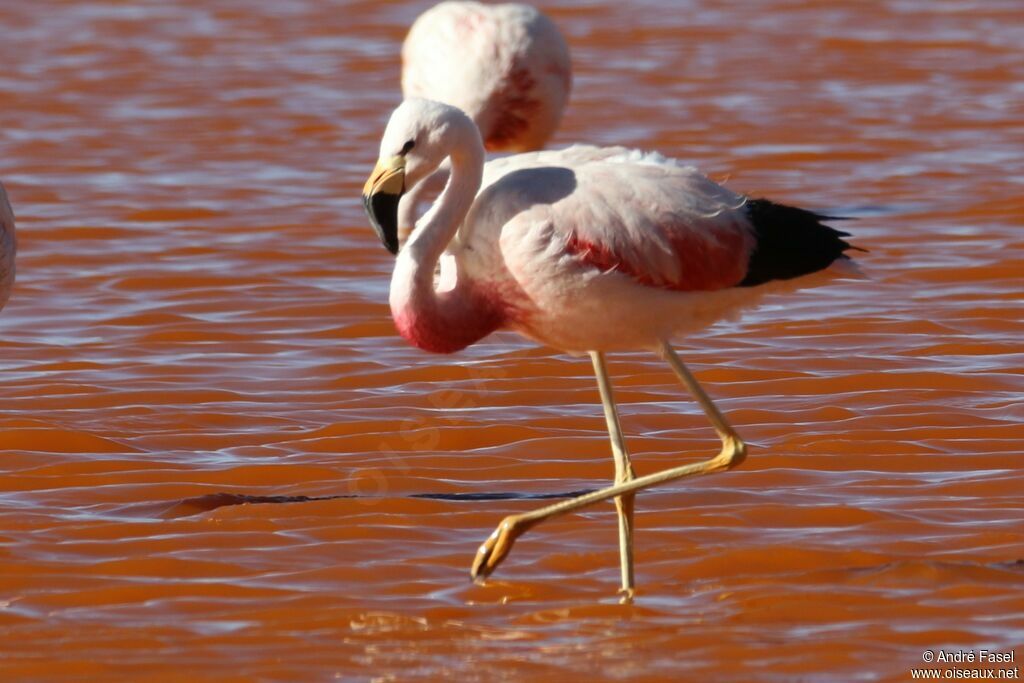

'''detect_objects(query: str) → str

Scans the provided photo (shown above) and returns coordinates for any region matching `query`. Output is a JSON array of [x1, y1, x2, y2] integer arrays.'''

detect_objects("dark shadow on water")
[[412, 488, 593, 501], [146, 488, 596, 519]]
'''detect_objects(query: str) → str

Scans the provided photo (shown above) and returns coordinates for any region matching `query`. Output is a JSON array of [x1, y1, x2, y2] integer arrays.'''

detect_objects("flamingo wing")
[[471, 150, 758, 293], [468, 148, 854, 295], [559, 156, 757, 291]]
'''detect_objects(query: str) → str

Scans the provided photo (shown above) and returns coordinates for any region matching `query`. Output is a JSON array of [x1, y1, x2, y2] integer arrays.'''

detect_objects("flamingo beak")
[[362, 155, 406, 255]]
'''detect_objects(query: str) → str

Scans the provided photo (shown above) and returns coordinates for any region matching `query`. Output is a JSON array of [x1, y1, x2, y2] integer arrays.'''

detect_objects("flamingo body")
[[457, 149, 764, 352], [0, 182, 16, 311], [362, 99, 859, 595], [402, 1, 571, 153], [368, 101, 855, 355], [398, 2, 572, 242]]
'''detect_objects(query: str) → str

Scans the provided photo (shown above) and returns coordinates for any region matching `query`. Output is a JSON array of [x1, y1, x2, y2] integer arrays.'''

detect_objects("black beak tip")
[[363, 191, 402, 256]]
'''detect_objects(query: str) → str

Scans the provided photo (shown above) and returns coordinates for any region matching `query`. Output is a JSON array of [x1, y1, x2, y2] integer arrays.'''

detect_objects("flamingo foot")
[[470, 516, 525, 581]]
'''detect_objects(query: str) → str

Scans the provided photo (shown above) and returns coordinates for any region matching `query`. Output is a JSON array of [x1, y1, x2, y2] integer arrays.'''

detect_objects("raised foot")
[[470, 516, 525, 581]]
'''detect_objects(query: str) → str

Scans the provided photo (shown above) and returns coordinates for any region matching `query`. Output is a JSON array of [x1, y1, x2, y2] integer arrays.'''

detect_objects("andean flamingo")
[[362, 99, 859, 598], [0, 183, 16, 311], [398, 1, 571, 242]]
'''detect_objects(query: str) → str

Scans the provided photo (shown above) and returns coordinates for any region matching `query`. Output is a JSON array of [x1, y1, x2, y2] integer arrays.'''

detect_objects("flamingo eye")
[[400, 139, 415, 156]]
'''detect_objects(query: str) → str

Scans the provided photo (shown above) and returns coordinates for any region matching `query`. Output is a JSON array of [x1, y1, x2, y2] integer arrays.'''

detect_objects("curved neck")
[[397, 161, 451, 242], [389, 125, 504, 354], [404, 141, 483, 274]]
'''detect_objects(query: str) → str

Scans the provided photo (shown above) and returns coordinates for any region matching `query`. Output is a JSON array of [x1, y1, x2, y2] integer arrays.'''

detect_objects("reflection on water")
[[1, 0, 1022, 679]]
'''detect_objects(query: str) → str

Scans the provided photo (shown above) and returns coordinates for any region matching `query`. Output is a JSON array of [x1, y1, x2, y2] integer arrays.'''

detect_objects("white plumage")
[[398, 1, 572, 241], [402, 1, 570, 152]]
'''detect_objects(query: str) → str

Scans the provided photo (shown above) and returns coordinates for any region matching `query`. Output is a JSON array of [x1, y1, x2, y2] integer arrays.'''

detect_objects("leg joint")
[[718, 434, 747, 469]]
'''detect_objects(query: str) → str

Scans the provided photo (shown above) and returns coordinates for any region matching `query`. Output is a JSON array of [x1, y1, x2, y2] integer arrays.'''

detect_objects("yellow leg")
[[590, 351, 636, 601], [470, 341, 746, 590]]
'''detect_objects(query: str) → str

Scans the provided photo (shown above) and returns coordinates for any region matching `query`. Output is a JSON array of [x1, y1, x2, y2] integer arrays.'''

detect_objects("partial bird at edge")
[[398, 1, 572, 244]]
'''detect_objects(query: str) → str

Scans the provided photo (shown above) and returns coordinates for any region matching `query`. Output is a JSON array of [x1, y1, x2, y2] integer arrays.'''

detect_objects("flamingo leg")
[[470, 341, 747, 590], [590, 351, 636, 601]]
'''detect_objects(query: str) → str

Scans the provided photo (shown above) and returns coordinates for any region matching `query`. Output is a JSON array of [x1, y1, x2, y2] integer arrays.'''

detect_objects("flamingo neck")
[[389, 129, 504, 354], [397, 162, 450, 243]]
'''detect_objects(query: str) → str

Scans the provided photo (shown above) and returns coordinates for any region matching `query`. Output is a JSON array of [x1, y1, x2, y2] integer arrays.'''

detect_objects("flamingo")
[[361, 99, 859, 598], [0, 183, 16, 312], [398, 1, 571, 242]]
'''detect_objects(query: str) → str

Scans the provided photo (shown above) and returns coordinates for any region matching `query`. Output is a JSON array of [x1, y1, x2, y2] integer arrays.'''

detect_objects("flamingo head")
[[363, 99, 476, 254]]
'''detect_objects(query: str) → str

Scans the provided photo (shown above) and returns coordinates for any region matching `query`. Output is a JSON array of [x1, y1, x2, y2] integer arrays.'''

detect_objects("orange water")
[[1, 1, 1022, 681]]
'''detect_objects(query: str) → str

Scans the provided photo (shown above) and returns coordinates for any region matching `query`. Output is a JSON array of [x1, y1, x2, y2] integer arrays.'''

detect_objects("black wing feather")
[[740, 198, 857, 287]]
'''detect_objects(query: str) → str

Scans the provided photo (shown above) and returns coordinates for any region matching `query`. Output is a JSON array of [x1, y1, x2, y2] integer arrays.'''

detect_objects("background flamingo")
[[0, 183, 16, 312], [363, 99, 859, 598], [397, 1, 572, 242]]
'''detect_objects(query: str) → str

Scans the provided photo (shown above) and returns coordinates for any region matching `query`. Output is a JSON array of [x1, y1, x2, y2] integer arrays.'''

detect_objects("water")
[[1, 0, 1022, 680]]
